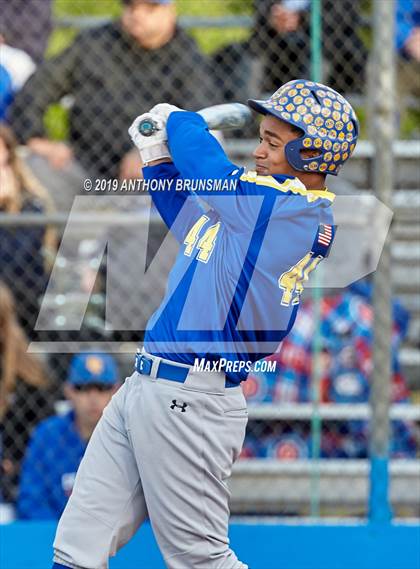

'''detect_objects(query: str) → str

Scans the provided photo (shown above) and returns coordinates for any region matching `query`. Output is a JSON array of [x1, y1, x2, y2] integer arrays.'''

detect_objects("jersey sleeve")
[[143, 161, 205, 243], [166, 111, 275, 230], [167, 111, 238, 180]]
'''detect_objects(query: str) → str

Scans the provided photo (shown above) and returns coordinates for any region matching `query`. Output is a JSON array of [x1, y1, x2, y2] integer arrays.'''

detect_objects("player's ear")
[[300, 148, 321, 159]]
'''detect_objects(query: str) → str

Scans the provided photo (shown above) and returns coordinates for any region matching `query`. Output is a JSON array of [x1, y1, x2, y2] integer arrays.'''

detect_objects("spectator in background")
[[18, 353, 120, 519], [272, 281, 411, 407], [396, 0, 420, 132], [0, 125, 56, 336], [0, 36, 36, 122], [249, 281, 416, 458], [242, 282, 416, 459], [0, 0, 53, 65], [0, 282, 52, 505], [9, 0, 215, 198], [251, 0, 310, 94], [250, 0, 367, 95]]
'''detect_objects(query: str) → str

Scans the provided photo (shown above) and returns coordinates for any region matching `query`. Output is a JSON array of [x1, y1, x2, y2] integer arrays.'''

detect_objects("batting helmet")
[[248, 79, 359, 176]]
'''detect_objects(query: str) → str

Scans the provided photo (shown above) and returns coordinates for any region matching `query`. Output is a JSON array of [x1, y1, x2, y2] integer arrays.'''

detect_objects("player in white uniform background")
[[52, 80, 358, 569]]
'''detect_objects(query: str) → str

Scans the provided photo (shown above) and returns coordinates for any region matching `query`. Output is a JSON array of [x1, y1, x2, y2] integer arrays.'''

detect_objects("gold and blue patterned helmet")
[[248, 79, 359, 176]]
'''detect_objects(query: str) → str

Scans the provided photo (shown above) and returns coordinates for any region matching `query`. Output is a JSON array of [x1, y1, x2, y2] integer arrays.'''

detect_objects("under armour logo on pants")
[[170, 400, 188, 412]]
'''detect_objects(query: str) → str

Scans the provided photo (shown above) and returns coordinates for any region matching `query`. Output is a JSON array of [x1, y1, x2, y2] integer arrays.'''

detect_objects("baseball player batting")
[[52, 79, 358, 569]]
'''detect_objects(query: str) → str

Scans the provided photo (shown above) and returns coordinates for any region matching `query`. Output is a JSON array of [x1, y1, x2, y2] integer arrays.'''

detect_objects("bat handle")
[[138, 118, 158, 137]]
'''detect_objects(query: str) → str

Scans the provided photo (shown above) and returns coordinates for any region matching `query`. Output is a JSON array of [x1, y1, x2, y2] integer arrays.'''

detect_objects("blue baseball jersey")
[[143, 111, 335, 382], [17, 412, 87, 519]]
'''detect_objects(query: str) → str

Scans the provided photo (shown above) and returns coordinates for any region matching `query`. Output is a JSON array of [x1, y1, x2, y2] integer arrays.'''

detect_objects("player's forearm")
[[167, 112, 237, 182], [143, 162, 182, 225], [144, 162, 204, 241]]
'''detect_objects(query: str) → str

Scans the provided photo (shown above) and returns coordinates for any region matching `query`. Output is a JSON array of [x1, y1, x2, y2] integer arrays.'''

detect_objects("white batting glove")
[[128, 113, 171, 166], [149, 103, 184, 125]]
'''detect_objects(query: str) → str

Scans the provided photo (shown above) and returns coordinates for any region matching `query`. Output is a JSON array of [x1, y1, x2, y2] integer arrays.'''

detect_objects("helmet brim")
[[247, 99, 273, 116]]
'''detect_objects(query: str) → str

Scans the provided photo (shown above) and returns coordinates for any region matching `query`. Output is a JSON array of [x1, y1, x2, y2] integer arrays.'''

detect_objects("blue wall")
[[1, 521, 419, 569]]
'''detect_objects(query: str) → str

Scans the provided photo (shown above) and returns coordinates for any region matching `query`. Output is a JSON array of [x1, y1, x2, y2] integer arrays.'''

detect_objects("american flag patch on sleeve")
[[318, 224, 333, 246]]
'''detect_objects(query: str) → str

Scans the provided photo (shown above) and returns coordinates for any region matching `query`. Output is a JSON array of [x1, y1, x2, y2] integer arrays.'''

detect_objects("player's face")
[[253, 116, 301, 177], [122, 2, 176, 49]]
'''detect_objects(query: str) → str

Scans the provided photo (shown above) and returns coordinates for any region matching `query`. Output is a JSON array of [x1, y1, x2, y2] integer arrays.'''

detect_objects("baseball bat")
[[137, 103, 252, 137]]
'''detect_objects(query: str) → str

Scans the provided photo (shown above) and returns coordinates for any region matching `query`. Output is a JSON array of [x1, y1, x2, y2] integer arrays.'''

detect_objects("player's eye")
[[268, 141, 279, 149]]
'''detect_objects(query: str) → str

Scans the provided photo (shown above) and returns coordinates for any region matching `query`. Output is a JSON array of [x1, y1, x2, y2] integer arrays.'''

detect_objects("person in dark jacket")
[[251, 0, 367, 94], [17, 353, 120, 519], [9, 0, 215, 182]]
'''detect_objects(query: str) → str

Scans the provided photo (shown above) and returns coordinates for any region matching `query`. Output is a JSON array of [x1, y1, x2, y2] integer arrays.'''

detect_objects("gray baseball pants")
[[53, 354, 249, 569]]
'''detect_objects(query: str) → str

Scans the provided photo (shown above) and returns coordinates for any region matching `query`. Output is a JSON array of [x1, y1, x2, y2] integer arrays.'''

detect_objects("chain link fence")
[[0, 0, 419, 521]]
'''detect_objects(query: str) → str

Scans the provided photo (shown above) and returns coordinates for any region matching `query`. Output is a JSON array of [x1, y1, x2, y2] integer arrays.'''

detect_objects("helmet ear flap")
[[284, 138, 303, 171], [285, 137, 327, 174]]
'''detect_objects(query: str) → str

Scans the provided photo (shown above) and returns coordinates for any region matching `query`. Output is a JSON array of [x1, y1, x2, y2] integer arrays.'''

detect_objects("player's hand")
[[149, 103, 184, 125], [128, 112, 171, 166], [128, 113, 167, 149]]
